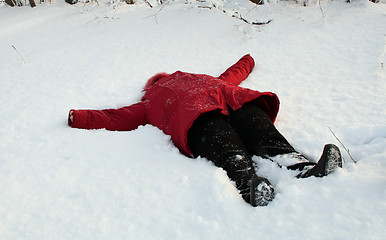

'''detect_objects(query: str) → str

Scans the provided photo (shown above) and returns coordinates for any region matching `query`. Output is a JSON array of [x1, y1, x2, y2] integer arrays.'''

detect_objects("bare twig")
[[11, 45, 26, 64], [380, 34, 386, 70], [197, 5, 211, 9], [328, 126, 357, 164], [145, 1, 170, 24], [252, 19, 272, 25], [143, 0, 152, 8], [200, 4, 272, 26], [318, 0, 325, 18], [233, 13, 272, 25]]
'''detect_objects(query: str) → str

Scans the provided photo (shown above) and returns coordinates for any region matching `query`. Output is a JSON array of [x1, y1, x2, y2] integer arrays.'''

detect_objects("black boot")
[[297, 144, 342, 178], [249, 176, 275, 207], [237, 173, 275, 207], [221, 153, 275, 207]]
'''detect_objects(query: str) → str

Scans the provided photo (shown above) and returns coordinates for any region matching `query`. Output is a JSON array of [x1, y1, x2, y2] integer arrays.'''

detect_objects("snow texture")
[[0, 0, 385, 239]]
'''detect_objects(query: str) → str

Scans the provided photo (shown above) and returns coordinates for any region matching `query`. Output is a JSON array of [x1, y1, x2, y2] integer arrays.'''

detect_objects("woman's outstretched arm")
[[69, 101, 148, 131], [218, 54, 255, 86]]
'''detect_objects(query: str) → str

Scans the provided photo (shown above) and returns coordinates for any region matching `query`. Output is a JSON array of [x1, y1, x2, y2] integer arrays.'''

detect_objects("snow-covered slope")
[[0, 0, 385, 239]]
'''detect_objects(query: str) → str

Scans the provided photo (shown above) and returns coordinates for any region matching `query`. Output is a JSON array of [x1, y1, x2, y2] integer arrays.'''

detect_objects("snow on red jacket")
[[69, 54, 280, 156]]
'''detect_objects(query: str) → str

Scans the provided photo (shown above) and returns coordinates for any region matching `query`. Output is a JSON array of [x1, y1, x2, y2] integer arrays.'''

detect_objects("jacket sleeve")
[[218, 54, 255, 86], [69, 101, 148, 131]]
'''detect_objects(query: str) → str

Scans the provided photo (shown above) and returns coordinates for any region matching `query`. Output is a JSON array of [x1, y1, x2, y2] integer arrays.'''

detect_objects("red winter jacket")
[[69, 54, 280, 156]]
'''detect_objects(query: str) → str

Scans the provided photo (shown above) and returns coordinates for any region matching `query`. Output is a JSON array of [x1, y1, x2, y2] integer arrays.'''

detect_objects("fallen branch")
[[318, 0, 325, 18], [12, 45, 26, 64], [143, 0, 152, 8], [230, 10, 272, 25], [145, 1, 170, 24], [328, 126, 357, 164], [199, 4, 272, 26]]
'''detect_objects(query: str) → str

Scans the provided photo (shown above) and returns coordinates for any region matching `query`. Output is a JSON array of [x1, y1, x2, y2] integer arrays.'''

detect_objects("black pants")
[[187, 102, 297, 191]]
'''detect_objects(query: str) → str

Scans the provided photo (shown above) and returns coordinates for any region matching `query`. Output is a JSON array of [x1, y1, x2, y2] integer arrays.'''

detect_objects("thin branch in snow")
[[328, 126, 357, 164], [228, 8, 272, 25], [145, 1, 170, 24], [197, 5, 211, 9], [380, 34, 386, 70], [143, 0, 153, 8], [318, 0, 325, 18], [11, 45, 26, 64], [198, 4, 272, 26]]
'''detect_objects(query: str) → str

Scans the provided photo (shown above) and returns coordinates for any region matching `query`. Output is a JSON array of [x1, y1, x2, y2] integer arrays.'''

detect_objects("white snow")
[[1, 0, 385, 239]]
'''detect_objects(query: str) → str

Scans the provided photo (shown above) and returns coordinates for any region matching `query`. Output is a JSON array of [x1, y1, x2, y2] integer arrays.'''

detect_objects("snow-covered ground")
[[1, 0, 385, 239]]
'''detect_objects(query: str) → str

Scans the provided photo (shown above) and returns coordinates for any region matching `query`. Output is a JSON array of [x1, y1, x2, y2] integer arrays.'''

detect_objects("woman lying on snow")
[[68, 54, 342, 207]]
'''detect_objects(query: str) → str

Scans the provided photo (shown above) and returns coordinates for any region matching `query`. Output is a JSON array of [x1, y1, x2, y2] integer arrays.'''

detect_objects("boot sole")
[[297, 144, 342, 178], [324, 144, 343, 175], [250, 178, 275, 207]]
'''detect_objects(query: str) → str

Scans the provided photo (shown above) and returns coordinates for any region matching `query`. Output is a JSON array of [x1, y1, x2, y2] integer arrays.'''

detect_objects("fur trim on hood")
[[144, 73, 170, 91]]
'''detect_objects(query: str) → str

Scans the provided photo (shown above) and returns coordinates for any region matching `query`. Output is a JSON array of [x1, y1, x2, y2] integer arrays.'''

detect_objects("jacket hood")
[[144, 72, 170, 91]]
